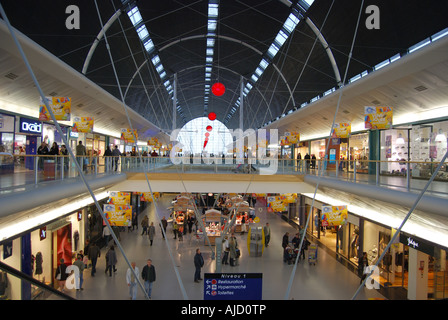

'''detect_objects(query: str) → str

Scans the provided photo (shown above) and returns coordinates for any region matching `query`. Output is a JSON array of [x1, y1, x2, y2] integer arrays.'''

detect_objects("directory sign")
[[204, 273, 262, 300]]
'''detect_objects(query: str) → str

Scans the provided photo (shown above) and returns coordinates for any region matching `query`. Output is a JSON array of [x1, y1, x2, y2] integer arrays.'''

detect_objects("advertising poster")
[[321, 205, 348, 227], [39, 96, 71, 121], [56, 225, 72, 266], [148, 137, 159, 146], [284, 131, 300, 144], [140, 192, 160, 202], [108, 191, 131, 205], [364, 106, 393, 130], [72, 116, 94, 133], [282, 193, 297, 204], [121, 128, 138, 143], [104, 204, 132, 226], [267, 196, 286, 212], [332, 123, 351, 138]]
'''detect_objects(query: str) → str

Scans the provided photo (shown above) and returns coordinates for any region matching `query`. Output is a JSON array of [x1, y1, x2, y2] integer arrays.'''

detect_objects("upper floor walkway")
[[1, 153, 447, 199]]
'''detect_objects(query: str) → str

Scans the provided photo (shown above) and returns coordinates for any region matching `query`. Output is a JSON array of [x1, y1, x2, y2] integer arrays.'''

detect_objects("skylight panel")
[[206, 48, 214, 56], [259, 59, 269, 70], [136, 25, 149, 41], [207, 38, 215, 47], [127, 7, 142, 26], [208, 4, 219, 18], [144, 39, 155, 53], [208, 20, 217, 33], [267, 43, 280, 58], [151, 55, 160, 66], [274, 29, 289, 47], [283, 13, 300, 33]]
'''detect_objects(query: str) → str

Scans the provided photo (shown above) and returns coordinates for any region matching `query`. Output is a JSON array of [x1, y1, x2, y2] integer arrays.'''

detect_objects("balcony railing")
[[1, 153, 447, 197]]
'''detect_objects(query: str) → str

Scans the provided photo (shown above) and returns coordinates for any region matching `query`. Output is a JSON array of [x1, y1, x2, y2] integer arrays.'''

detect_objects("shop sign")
[[399, 233, 434, 256], [20, 117, 42, 134], [39, 226, 47, 241], [3, 240, 12, 259], [204, 273, 262, 300]]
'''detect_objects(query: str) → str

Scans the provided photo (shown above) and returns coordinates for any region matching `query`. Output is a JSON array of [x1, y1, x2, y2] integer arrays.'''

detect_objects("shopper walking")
[[103, 225, 112, 246], [194, 248, 204, 283], [73, 254, 85, 290], [126, 262, 140, 300], [105, 245, 117, 277], [148, 222, 156, 246], [141, 259, 156, 299], [263, 223, 271, 247], [229, 234, 239, 267], [112, 145, 121, 171], [76, 141, 87, 171], [55, 259, 68, 292], [88, 242, 101, 276], [282, 232, 289, 249], [222, 236, 230, 265], [160, 216, 168, 239], [141, 215, 149, 235]]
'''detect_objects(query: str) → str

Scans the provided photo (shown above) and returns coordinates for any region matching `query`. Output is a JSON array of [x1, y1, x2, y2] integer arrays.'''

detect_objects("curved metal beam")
[[306, 17, 342, 85], [82, 9, 122, 74]]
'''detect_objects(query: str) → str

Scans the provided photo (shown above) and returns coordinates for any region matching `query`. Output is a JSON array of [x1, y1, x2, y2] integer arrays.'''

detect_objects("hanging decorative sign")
[[332, 123, 351, 138], [321, 205, 348, 226], [364, 106, 393, 130], [211, 82, 225, 96], [72, 116, 94, 133], [39, 96, 71, 121], [121, 128, 138, 143]]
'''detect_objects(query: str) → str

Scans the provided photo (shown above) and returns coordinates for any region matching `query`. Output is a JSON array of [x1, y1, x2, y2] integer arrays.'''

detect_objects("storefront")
[[380, 127, 410, 176], [349, 132, 370, 173], [0, 209, 87, 299], [0, 112, 16, 154]]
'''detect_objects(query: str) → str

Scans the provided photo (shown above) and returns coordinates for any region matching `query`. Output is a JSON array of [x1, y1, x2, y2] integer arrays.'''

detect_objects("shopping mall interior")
[[0, 0, 448, 305]]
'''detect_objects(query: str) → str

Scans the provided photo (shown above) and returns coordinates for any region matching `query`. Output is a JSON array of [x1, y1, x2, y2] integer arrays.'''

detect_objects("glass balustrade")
[[1, 153, 447, 198]]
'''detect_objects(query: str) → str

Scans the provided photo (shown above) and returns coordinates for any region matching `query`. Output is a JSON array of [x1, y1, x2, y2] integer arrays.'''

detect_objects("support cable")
[[0, 0, 149, 300], [283, 0, 363, 300], [93, 0, 189, 300]]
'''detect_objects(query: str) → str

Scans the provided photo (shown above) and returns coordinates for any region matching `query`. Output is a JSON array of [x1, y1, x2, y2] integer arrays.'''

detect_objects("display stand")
[[203, 209, 226, 246]]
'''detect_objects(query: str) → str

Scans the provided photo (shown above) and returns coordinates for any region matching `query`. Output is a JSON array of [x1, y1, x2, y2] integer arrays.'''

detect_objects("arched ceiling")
[[1, 0, 448, 134]]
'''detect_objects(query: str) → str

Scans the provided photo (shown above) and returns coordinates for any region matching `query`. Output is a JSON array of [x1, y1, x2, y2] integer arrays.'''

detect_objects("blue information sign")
[[204, 273, 262, 300]]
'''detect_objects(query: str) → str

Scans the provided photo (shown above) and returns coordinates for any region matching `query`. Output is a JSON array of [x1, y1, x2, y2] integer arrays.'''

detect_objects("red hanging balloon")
[[206, 125, 213, 132], [208, 112, 217, 121], [211, 82, 225, 96]]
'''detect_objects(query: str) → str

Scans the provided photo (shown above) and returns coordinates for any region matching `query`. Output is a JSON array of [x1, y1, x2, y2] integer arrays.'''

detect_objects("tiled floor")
[[60, 194, 386, 300]]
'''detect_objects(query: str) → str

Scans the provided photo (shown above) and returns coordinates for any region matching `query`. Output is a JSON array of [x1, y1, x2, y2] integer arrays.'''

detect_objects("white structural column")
[[408, 248, 429, 300], [240, 76, 244, 131], [173, 73, 177, 131]]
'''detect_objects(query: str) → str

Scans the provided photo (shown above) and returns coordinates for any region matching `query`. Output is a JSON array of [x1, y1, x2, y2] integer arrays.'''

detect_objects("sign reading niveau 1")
[[204, 273, 262, 300]]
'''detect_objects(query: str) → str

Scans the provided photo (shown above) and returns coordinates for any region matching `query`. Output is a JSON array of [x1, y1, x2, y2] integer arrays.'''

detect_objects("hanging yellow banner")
[[108, 191, 130, 205], [39, 96, 71, 121], [364, 106, 393, 130], [332, 123, 351, 138], [140, 192, 160, 202], [267, 196, 286, 212], [121, 128, 138, 143], [72, 116, 94, 133], [104, 204, 132, 226], [321, 205, 348, 226]]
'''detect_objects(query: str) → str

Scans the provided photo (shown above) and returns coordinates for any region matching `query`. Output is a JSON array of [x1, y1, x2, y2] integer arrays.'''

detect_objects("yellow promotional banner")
[[267, 196, 286, 212], [282, 193, 297, 204], [103, 204, 132, 226], [108, 191, 130, 205], [121, 128, 138, 143], [332, 123, 351, 138], [39, 96, 71, 121], [148, 137, 159, 146], [364, 106, 393, 130], [72, 116, 94, 133], [321, 205, 348, 226], [285, 131, 300, 144], [140, 192, 160, 202]]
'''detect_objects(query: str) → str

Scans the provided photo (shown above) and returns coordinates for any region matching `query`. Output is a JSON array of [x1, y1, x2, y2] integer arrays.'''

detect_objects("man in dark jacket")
[[194, 248, 204, 283], [88, 242, 101, 276], [141, 259, 156, 299]]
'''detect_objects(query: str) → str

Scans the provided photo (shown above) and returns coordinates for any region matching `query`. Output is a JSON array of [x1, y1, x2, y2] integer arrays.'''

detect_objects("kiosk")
[[203, 209, 226, 245], [247, 226, 265, 257]]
